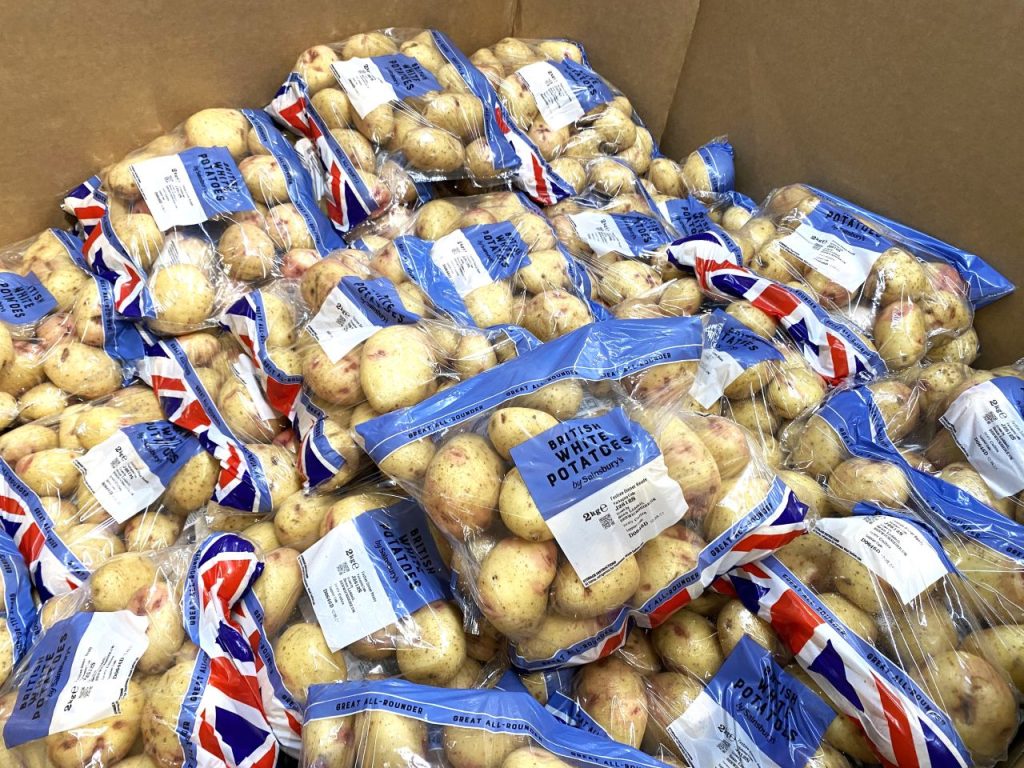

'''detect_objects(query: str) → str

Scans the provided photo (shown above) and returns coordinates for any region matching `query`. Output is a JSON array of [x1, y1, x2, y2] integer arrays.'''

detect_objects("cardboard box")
[[1, 0, 1019, 363]]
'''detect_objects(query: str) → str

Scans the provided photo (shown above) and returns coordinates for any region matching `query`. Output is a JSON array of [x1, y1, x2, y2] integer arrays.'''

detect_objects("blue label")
[[722, 191, 757, 213], [659, 196, 714, 237], [510, 407, 659, 520], [545, 691, 610, 738], [304, 679, 667, 768], [242, 109, 344, 256], [356, 316, 704, 465], [0, 529, 39, 666], [352, 500, 450, 617], [295, 391, 346, 490], [809, 186, 1015, 308], [605, 213, 672, 256], [178, 147, 256, 221], [551, 59, 615, 113], [120, 421, 205, 486], [704, 309, 784, 368], [338, 276, 421, 326], [0, 272, 57, 324], [803, 202, 893, 257], [695, 138, 736, 193], [704, 636, 834, 767], [370, 55, 442, 99]]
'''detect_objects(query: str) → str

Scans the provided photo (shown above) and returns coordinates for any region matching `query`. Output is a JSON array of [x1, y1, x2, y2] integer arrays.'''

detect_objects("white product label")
[[331, 58, 398, 118], [568, 213, 632, 257], [232, 354, 279, 421], [299, 519, 398, 652], [814, 516, 949, 605], [777, 223, 883, 292], [940, 380, 1024, 497], [547, 456, 686, 587], [131, 154, 207, 231], [50, 612, 149, 734], [690, 348, 744, 408], [73, 432, 166, 523], [516, 61, 585, 130], [668, 692, 779, 768], [430, 230, 493, 297], [305, 284, 378, 363]]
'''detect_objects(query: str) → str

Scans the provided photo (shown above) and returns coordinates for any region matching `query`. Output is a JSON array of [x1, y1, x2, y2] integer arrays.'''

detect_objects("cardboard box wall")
[[3, 0, 1020, 365]]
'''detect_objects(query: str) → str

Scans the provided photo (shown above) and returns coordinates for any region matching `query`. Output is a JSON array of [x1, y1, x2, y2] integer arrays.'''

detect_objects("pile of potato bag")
[[0, 26, 1019, 768]]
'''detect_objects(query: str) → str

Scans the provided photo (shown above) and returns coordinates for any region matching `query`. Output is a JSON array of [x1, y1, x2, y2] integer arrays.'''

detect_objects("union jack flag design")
[[0, 460, 88, 602], [716, 557, 970, 768], [62, 177, 155, 318], [267, 75, 375, 234], [493, 106, 575, 206], [220, 291, 303, 419], [179, 534, 301, 767], [136, 329, 271, 514], [637, 479, 807, 628], [670, 230, 885, 385], [293, 390, 346, 490]]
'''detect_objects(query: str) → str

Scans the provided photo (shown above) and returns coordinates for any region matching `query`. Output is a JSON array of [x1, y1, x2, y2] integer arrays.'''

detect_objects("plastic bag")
[[283, 29, 520, 194], [469, 37, 656, 205], [726, 184, 1013, 369], [0, 533, 302, 768], [0, 529, 38, 690], [717, 505, 1020, 767], [645, 136, 738, 200], [0, 229, 143, 428], [63, 108, 346, 333], [300, 676, 668, 768]]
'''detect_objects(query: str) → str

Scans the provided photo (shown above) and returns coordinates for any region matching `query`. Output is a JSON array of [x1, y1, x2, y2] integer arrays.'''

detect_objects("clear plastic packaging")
[[0, 229, 144, 429], [0, 533, 301, 768], [644, 136, 738, 200], [63, 108, 346, 334], [469, 37, 657, 204], [284, 29, 520, 193], [0, 529, 38, 691]]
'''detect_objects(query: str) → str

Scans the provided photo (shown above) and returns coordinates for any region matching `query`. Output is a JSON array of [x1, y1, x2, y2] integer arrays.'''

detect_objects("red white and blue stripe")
[[136, 329, 271, 514], [716, 557, 970, 768], [179, 534, 301, 767]]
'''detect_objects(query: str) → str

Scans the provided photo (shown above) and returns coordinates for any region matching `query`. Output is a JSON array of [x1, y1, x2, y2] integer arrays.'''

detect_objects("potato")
[[514, 613, 604, 661], [402, 126, 465, 173], [379, 439, 436, 486], [575, 657, 648, 748], [123, 512, 183, 552], [130, 580, 185, 674], [424, 93, 484, 142], [43, 342, 121, 399], [463, 280, 513, 328], [355, 709, 428, 768], [218, 221, 277, 281], [150, 264, 215, 331], [598, 261, 660, 304], [274, 621, 346, 701], [656, 416, 721, 517], [303, 345, 364, 406], [866, 247, 928, 304], [487, 407, 558, 461], [818, 592, 879, 644], [512, 380, 583, 421], [498, 468, 552, 542], [251, 547, 302, 635], [688, 417, 750, 481], [882, 598, 958, 667], [361, 326, 438, 413], [962, 624, 1024, 692], [414, 199, 462, 240], [90, 553, 158, 612], [631, 526, 705, 607], [767, 366, 826, 420], [444, 726, 526, 768], [14, 448, 79, 496], [143, 661, 192, 766], [162, 451, 218, 515], [926, 328, 980, 365], [551, 556, 639, 619], [521, 289, 591, 341], [776, 469, 827, 519], [476, 538, 557, 637], [396, 601, 466, 685], [423, 434, 504, 539], [0, 393, 16, 431], [786, 664, 878, 764], [725, 300, 778, 339], [311, 86, 351, 128], [0, 343, 45, 396], [273, 490, 332, 551], [652, 608, 724, 680], [940, 462, 1013, 516], [787, 414, 847, 479], [827, 458, 909, 514], [300, 250, 369, 310], [919, 651, 1016, 764], [247, 444, 301, 510], [703, 474, 772, 542], [920, 290, 972, 338], [642, 672, 703, 759], [47, 680, 143, 768], [302, 715, 357, 768], [183, 108, 249, 160], [873, 300, 926, 369], [868, 378, 920, 441], [717, 599, 790, 664]]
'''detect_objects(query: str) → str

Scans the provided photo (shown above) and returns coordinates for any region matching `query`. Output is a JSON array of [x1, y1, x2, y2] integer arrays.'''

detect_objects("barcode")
[[716, 737, 732, 754], [536, 71, 573, 111], [984, 411, 997, 424], [598, 513, 614, 530], [335, 562, 351, 576]]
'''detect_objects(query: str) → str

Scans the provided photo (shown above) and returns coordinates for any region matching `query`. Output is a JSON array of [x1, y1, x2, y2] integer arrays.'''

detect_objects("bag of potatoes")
[[0, 529, 38, 692], [723, 184, 1014, 369], [718, 504, 1021, 767], [643, 136, 738, 202], [135, 327, 302, 514], [361, 191, 608, 341], [667, 227, 888, 386], [63, 108, 348, 335], [919, 363, 1024, 521], [469, 38, 656, 205], [286, 29, 521, 194], [0, 229, 146, 432], [354, 315, 736, 668], [0, 533, 303, 768], [301, 676, 666, 768]]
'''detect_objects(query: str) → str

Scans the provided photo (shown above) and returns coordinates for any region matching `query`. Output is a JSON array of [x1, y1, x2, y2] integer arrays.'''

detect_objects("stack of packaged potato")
[[0, 26, 1018, 768]]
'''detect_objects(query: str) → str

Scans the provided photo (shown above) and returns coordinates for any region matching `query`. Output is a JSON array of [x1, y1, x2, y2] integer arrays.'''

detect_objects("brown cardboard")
[[660, 0, 1024, 366], [1, 0, 1019, 364]]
